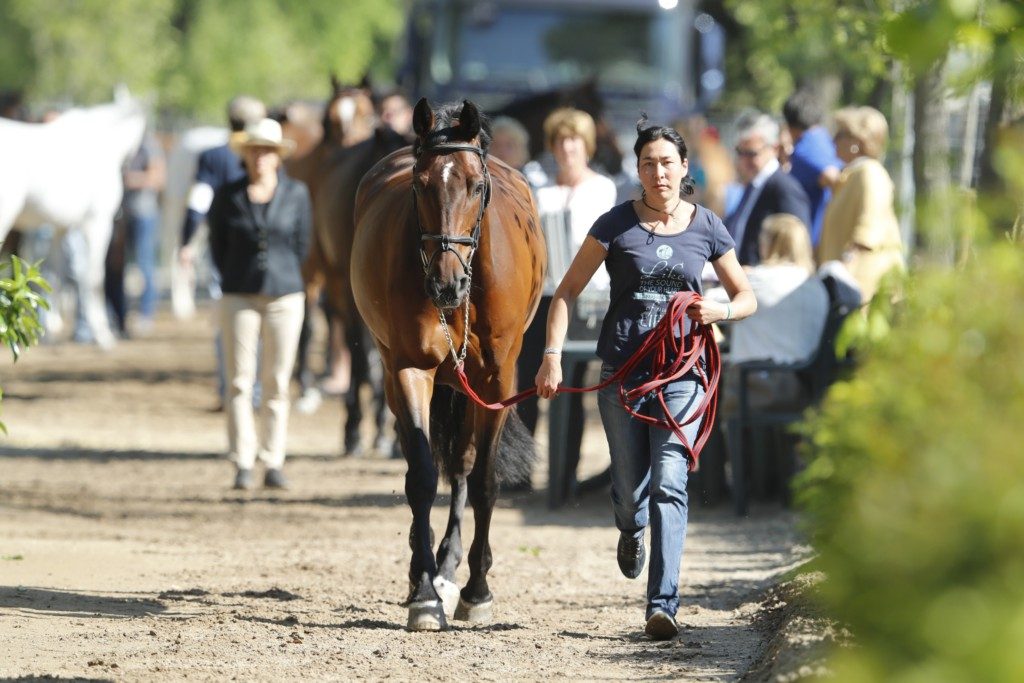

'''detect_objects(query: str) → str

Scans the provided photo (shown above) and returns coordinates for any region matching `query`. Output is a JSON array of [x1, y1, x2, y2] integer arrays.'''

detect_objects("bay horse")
[[286, 74, 378, 417], [0, 94, 147, 347], [351, 99, 545, 630]]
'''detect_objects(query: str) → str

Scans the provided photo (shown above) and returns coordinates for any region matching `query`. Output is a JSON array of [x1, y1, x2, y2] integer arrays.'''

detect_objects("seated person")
[[708, 213, 829, 413]]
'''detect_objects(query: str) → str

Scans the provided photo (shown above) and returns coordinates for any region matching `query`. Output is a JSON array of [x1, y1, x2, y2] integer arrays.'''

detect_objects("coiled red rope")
[[454, 291, 721, 468]]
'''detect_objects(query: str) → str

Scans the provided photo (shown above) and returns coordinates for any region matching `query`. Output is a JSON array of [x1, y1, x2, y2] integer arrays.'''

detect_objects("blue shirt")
[[789, 126, 841, 245], [588, 201, 735, 367]]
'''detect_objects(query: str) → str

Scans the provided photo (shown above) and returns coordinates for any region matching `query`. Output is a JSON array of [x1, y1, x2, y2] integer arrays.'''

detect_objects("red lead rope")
[[454, 291, 721, 469]]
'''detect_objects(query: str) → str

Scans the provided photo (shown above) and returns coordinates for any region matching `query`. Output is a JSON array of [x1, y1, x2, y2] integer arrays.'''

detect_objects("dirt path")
[[0, 309, 805, 681]]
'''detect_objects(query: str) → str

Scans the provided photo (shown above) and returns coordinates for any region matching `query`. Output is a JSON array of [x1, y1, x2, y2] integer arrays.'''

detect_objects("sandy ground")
[[0, 307, 807, 681]]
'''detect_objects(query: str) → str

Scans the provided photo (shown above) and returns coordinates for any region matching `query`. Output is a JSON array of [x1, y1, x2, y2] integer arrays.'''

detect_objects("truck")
[[397, 0, 725, 158]]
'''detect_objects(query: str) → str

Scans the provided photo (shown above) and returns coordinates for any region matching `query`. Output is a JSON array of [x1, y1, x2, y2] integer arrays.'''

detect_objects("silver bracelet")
[[543, 347, 562, 355]]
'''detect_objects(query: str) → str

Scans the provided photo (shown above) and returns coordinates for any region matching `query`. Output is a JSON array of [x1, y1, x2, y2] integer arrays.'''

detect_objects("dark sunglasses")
[[734, 146, 765, 158]]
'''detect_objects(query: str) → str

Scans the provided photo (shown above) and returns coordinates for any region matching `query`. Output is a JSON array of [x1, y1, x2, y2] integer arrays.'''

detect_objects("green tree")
[[164, 0, 404, 118], [0, 257, 50, 433], [2, 0, 177, 104]]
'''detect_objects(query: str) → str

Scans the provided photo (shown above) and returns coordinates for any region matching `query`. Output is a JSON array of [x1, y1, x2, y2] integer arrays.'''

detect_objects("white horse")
[[0, 96, 147, 347]]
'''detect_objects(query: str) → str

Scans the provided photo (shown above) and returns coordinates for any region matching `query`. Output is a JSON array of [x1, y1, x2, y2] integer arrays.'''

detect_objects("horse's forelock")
[[415, 101, 491, 157]]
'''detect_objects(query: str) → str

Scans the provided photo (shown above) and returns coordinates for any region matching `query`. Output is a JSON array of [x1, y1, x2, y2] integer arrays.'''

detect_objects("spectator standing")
[[518, 108, 616, 481], [377, 89, 414, 137], [489, 116, 548, 189], [207, 118, 312, 490], [117, 127, 164, 333], [179, 95, 266, 408], [724, 112, 811, 266], [818, 106, 905, 303], [782, 91, 843, 246]]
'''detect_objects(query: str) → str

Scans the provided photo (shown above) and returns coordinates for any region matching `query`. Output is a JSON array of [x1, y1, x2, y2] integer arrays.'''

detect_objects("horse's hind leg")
[[434, 472, 467, 617], [431, 388, 473, 618], [79, 216, 117, 349]]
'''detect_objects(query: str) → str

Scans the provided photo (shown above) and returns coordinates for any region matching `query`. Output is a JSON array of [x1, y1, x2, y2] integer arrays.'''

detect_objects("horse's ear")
[[458, 100, 481, 140], [412, 98, 434, 139], [330, 72, 342, 96], [359, 72, 374, 93]]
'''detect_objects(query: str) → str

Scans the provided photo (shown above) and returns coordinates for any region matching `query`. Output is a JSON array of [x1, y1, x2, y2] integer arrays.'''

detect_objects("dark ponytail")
[[634, 112, 694, 197]]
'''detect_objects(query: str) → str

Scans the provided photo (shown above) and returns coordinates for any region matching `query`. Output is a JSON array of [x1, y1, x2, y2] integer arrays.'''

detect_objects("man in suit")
[[725, 112, 811, 265]]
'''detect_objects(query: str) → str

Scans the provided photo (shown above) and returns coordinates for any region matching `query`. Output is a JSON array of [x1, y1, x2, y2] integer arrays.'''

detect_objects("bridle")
[[413, 142, 492, 277], [412, 140, 493, 367]]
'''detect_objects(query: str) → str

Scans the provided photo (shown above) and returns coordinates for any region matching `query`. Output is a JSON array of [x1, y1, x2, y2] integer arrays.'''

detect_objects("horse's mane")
[[414, 101, 492, 157]]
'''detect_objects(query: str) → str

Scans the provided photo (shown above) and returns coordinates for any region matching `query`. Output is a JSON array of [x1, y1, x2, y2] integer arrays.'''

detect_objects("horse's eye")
[[473, 184, 484, 196]]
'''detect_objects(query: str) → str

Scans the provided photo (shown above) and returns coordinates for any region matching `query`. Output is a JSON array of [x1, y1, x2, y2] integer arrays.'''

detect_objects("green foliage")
[[2, 0, 178, 104], [0, 0, 404, 117], [0, 256, 50, 434], [794, 242, 1024, 680], [720, 0, 895, 110]]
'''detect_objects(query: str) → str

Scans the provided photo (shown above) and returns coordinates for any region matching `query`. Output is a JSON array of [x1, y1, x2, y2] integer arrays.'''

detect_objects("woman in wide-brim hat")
[[207, 117, 311, 491]]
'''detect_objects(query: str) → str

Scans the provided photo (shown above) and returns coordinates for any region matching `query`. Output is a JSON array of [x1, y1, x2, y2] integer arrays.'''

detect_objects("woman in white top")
[[710, 213, 829, 414], [517, 109, 617, 476]]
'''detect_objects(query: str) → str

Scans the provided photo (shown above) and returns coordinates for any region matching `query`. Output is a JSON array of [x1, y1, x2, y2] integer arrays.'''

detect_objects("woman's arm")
[[535, 236, 607, 399], [686, 249, 757, 324]]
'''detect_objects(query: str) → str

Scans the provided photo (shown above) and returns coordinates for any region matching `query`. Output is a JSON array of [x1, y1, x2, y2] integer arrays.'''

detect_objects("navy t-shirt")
[[588, 201, 735, 367]]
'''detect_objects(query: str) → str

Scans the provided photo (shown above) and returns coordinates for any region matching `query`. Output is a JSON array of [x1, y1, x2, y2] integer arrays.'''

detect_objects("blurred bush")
[[0, 256, 49, 433], [794, 238, 1024, 680]]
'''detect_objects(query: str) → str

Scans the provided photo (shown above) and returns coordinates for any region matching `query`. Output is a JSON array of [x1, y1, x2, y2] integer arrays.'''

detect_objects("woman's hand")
[[686, 299, 729, 325], [535, 354, 563, 399]]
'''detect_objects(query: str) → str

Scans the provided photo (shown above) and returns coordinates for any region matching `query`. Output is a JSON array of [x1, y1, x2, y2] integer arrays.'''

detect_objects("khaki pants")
[[221, 292, 305, 469]]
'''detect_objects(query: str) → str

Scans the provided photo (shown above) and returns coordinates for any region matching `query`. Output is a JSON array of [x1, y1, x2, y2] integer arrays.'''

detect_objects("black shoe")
[[617, 531, 646, 579], [264, 468, 289, 489], [644, 610, 679, 640], [232, 468, 254, 490]]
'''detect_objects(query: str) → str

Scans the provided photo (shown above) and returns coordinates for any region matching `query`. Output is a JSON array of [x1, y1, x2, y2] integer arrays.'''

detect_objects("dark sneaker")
[[232, 468, 254, 490], [264, 468, 289, 490], [645, 610, 679, 640], [617, 531, 646, 579]]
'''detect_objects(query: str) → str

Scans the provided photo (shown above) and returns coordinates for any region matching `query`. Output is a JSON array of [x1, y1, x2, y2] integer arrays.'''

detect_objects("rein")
[[455, 291, 721, 467]]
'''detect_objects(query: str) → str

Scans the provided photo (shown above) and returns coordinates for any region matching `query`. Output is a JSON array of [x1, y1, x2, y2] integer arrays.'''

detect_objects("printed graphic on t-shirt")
[[636, 259, 687, 329]]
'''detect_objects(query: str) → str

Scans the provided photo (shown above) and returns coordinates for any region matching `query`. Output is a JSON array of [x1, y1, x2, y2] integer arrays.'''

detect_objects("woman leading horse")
[[351, 99, 544, 631]]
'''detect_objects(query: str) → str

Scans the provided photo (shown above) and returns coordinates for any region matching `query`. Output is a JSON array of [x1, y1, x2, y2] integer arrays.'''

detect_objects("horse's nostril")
[[457, 275, 470, 291]]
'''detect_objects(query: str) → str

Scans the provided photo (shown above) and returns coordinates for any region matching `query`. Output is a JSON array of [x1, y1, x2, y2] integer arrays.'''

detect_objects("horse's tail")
[[429, 385, 535, 487]]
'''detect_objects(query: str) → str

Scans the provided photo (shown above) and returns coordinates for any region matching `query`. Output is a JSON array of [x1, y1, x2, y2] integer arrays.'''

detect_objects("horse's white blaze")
[[441, 160, 454, 185], [336, 96, 356, 129]]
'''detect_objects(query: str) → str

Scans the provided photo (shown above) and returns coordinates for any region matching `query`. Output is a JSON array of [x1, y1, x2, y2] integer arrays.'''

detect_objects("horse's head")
[[411, 98, 492, 310], [323, 72, 376, 147]]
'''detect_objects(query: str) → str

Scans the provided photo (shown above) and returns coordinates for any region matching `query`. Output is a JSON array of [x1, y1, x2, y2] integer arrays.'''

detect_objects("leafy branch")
[[0, 255, 50, 433]]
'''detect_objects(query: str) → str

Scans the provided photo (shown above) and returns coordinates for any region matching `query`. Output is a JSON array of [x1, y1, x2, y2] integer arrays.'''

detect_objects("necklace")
[[639, 196, 683, 233], [642, 195, 682, 216]]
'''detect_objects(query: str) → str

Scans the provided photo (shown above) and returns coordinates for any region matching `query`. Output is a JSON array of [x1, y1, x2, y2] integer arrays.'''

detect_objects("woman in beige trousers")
[[207, 118, 312, 490]]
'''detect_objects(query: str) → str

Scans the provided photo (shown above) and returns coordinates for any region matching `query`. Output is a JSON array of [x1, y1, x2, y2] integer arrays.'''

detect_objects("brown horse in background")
[[351, 99, 544, 631], [284, 75, 379, 423]]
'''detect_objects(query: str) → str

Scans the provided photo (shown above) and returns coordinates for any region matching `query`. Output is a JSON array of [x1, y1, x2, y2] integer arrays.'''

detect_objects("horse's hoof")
[[454, 597, 493, 624], [294, 388, 322, 415], [407, 600, 447, 631], [432, 576, 460, 618]]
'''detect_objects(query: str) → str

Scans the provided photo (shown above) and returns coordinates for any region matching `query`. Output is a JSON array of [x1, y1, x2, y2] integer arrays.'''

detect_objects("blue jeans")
[[597, 363, 706, 620], [129, 213, 158, 319]]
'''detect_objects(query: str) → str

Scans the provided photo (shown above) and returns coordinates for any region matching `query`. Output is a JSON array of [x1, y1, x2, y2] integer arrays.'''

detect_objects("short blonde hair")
[[543, 108, 597, 157], [833, 106, 889, 160], [759, 213, 815, 274]]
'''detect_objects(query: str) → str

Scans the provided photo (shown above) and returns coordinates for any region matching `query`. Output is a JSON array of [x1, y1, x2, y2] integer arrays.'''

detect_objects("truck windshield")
[[433, 3, 680, 93]]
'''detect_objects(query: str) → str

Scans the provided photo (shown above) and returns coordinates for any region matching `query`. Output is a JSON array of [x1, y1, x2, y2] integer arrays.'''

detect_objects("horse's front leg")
[[432, 438, 471, 618], [456, 397, 511, 624], [390, 366, 446, 630]]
